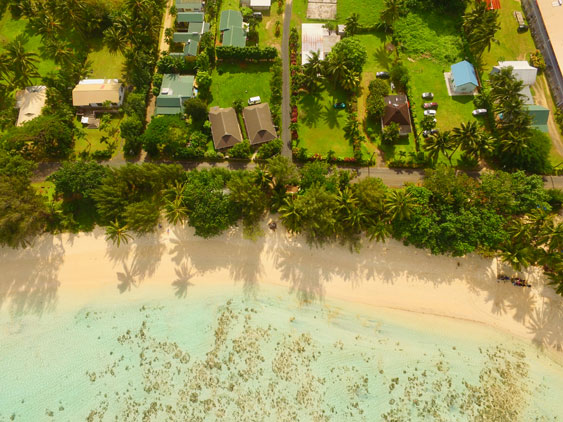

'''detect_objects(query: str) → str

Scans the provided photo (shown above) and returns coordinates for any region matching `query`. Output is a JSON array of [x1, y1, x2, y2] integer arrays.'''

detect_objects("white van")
[[248, 96, 261, 105]]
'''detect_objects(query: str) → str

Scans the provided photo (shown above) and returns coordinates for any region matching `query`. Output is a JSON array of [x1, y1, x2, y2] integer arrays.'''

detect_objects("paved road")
[[33, 160, 563, 189], [280, 0, 293, 159]]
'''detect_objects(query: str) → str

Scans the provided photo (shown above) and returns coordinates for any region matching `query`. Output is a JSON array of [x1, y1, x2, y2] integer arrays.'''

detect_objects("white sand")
[[1, 222, 562, 359]]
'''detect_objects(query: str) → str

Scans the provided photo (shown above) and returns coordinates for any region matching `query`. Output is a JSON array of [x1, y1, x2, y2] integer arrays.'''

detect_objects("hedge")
[[216, 46, 278, 61]]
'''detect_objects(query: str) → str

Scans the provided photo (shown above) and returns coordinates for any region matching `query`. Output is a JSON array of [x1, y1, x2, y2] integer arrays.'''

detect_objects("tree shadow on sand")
[[0, 235, 65, 317], [172, 262, 195, 299], [108, 232, 166, 294]]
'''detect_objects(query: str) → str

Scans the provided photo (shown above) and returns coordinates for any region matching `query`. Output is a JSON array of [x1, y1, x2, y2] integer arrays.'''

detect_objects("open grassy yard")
[[406, 59, 475, 132], [210, 62, 272, 108], [0, 11, 57, 78], [336, 0, 383, 25], [256, 11, 283, 49], [74, 117, 123, 158], [480, 0, 536, 71], [297, 88, 355, 158], [88, 47, 125, 79]]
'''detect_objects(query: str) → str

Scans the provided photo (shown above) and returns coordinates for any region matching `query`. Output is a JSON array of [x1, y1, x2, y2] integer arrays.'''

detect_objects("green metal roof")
[[188, 21, 210, 34], [155, 106, 184, 115], [176, 1, 202, 10], [183, 38, 199, 56], [526, 105, 549, 133], [177, 12, 204, 23], [219, 10, 243, 31], [222, 26, 246, 47], [155, 74, 195, 115], [173, 32, 200, 43]]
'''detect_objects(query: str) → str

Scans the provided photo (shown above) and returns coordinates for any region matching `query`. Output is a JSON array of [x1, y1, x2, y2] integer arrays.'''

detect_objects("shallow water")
[[1, 282, 562, 421]]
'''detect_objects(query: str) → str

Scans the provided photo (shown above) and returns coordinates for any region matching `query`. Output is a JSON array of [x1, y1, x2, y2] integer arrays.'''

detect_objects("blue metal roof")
[[451, 60, 478, 87]]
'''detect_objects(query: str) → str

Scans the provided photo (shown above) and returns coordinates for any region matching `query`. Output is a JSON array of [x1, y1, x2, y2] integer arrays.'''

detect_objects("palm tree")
[[303, 50, 324, 79], [326, 59, 349, 85], [499, 132, 527, 155], [279, 197, 302, 234], [367, 220, 392, 242], [380, 0, 404, 32], [547, 222, 563, 253], [41, 39, 74, 66], [341, 69, 361, 92], [164, 197, 188, 226], [2, 35, 40, 88], [105, 220, 133, 247], [385, 189, 416, 222], [501, 243, 534, 272], [345, 13, 360, 36], [104, 27, 129, 55], [423, 131, 454, 164]]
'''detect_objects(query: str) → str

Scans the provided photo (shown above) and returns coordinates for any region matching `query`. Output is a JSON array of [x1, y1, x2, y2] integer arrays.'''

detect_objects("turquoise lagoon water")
[[1, 282, 562, 421]]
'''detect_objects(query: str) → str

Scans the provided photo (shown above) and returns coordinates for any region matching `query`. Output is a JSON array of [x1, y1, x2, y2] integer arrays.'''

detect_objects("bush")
[[215, 46, 278, 61], [140, 115, 189, 158], [229, 140, 252, 159], [366, 79, 390, 120], [389, 61, 409, 93], [256, 139, 282, 159], [152, 73, 163, 96], [184, 97, 208, 124]]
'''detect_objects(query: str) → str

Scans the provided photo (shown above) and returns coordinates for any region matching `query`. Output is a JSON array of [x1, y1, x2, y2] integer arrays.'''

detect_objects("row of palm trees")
[[423, 121, 494, 165], [301, 50, 361, 94]]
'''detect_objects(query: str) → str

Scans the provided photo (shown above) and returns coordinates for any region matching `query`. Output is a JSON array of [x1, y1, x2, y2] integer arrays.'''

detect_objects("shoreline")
[[1, 222, 562, 362]]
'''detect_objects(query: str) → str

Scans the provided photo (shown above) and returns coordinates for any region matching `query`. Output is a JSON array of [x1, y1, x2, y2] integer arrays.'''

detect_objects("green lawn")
[[74, 116, 123, 158], [210, 63, 272, 108], [0, 10, 57, 78], [297, 88, 354, 158], [31, 181, 55, 201], [88, 47, 125, 79], [336, 0, 384, 25], [256, 11, 282, 49], [480, 1, 536, 71], [406, 59, 476, 132]]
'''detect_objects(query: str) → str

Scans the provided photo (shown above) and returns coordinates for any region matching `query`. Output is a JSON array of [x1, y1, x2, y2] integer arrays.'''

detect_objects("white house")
[[240, 0, 271, 11], [15, 86, 47, 127], [301, 23, 340, 65], [490, 61, 537, 86]]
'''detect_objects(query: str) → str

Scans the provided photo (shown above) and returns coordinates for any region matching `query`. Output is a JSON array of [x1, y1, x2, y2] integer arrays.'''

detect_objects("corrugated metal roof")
[[451, 61, 478, 87]]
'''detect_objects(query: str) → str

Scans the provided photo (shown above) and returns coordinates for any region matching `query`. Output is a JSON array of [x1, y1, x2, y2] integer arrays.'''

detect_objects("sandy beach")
[[1, 222, 562, 358]]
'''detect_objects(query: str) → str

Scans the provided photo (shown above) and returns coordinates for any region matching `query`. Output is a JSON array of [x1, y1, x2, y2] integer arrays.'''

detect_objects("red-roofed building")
[[484, 0, 501, 10]]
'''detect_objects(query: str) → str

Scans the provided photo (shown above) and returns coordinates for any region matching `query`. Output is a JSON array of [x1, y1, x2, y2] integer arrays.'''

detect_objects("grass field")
[[336, 0, 384, 25], [297, 88, 354, 158], [74, 117, 123, 158], [210, 63, 272, 108], [88, 47, 125, 79], [480, 1, 536, 71], [0, 11, 57, 78]]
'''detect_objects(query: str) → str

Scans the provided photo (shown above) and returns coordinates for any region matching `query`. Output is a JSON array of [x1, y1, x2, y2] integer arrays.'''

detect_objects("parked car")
[[248, 96, 261, 105], [472, 108, 487, 116], [424, 110, 437, 116], [422, 128, 439, 138], [422, 92, 434, 100], [423, 102, 438, 109], [376, 71, 390, 79], [333, 102, 346, 109]]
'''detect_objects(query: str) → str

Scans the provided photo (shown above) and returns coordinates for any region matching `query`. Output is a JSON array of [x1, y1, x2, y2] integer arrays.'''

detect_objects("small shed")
[[176, 1, 203, 12], [450, 60, 479, 94], [241, 0, 271, 10], [526, 105, 550, 133], [491, 61, 537, 86]]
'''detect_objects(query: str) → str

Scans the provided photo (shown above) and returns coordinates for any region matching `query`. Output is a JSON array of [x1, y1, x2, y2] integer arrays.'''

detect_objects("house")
[[177, 12, 204, 24], [449, 60, 479, 95], [240, 0, 271, 11], [301, 23, 340, 65], [155, 74, 196, 115], [243, 103, 277, 146], [381, 95, 412, 135], [15, 86, 46, 127], [220, 10, 246, 47], [175, 1, 203, 12], [72, 79, 124, 108], [208, 106, 243, 150], [491, 61, 537, 85], [526, 104, 550, 132]]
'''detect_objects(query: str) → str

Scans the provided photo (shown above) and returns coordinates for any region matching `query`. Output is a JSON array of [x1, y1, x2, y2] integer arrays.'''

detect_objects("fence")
[[521, 0, 563, 108]]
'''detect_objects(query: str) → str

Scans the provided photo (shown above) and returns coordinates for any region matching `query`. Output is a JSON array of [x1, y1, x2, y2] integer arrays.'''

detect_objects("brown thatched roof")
[[242, 103, 277, 146], [208, 106, 243, 149], [381, 95, 412, 135]]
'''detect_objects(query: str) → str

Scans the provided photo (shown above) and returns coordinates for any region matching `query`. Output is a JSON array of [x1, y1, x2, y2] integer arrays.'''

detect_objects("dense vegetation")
[[1, 152, 561, 293]]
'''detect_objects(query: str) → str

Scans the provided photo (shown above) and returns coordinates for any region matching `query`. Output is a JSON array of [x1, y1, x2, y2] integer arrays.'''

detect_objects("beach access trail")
[[2, 223, 562, 361]]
